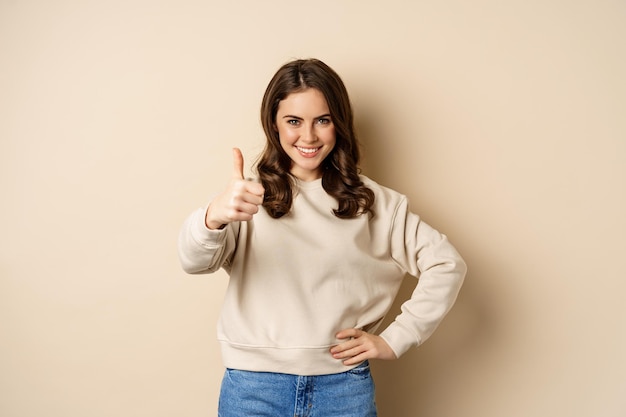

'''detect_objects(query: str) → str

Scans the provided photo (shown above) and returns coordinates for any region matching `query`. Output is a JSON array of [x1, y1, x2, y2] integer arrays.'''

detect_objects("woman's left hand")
[[330, 328, 397, 365]]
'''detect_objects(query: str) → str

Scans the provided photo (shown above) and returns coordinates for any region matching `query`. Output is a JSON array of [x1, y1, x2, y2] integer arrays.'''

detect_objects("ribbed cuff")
[[190, 207, 228, 247], [379, 321, 421, 358]]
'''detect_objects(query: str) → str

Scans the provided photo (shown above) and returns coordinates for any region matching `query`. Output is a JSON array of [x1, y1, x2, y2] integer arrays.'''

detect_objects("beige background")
[[1, 1, 625, 416]]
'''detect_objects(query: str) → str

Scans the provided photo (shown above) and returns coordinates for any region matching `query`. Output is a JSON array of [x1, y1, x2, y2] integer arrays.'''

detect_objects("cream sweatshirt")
[[178, 176, 466, 376]]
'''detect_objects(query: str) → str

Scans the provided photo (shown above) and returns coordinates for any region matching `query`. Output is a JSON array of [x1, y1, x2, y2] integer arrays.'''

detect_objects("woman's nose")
[[301, 124, 316, 143]]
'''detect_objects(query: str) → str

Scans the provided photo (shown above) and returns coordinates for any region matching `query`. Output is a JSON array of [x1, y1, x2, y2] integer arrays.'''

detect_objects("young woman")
[[178, 58, 467, 417]]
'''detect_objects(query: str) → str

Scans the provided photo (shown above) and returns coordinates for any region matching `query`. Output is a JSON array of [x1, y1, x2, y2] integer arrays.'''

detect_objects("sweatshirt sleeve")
[[177, 207, 238, 274], [378, 197, 467, 358]]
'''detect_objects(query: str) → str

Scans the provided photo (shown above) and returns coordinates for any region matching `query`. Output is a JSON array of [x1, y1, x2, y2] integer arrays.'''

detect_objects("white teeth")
[[297, 147, 320, 154]]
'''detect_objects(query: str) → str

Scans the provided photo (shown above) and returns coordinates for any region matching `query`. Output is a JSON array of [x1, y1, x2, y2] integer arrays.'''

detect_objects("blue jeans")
[[218, 361, 377, 417]]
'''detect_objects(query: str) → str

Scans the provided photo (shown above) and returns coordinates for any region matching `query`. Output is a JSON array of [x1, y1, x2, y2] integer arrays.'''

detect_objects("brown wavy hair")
[[257, 58, 374, 219]]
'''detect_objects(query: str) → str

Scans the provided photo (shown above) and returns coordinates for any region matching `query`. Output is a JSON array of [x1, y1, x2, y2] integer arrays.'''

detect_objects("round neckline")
[[294, 177, 323, 190]]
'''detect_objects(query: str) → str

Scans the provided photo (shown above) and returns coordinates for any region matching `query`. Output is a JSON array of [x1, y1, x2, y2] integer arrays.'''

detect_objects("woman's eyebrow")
[[281, 113, 332, 120]]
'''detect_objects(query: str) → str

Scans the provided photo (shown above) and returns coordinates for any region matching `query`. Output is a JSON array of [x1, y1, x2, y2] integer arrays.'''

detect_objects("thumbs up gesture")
[[205, 148, 265, 229]]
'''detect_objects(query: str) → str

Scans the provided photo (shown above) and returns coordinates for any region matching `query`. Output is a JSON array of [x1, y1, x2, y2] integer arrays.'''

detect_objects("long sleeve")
[[379, 197, 467, 358], [177, 207, 238, 274]]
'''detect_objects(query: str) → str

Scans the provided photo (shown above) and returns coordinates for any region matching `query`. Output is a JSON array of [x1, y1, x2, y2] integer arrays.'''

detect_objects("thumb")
[[232, 147, 245, 179]]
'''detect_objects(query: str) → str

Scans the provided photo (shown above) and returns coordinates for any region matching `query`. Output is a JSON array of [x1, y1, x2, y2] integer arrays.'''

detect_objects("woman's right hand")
[[204, 148, 265, 230]]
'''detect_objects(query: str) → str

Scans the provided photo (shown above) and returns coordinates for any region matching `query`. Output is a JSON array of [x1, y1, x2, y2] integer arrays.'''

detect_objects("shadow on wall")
[[370, 272, 488, 416]]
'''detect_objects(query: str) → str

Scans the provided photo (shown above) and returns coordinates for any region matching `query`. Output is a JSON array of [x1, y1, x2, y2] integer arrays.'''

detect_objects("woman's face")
[[275, 88, 336, 181]]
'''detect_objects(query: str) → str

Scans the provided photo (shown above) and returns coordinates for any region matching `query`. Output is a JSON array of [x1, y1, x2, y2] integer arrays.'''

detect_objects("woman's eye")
[[317, 118, 331, 125], [287, 119, 300, 126]]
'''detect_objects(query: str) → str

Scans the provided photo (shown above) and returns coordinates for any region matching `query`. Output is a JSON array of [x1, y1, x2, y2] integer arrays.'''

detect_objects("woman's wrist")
[[205, 205, 226, 230]]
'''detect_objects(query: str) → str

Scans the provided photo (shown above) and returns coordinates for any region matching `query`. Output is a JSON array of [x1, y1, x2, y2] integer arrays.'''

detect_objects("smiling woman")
[[258, 59, 376, 219], [177, 58, 467, 416]]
